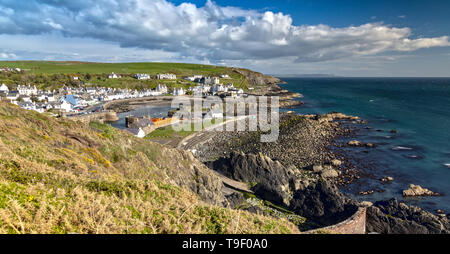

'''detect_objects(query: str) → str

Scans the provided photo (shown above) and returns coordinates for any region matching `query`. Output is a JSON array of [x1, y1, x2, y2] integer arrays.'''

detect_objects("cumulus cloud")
[[0, 52, 17, 59], [0, 0, 449, 63]]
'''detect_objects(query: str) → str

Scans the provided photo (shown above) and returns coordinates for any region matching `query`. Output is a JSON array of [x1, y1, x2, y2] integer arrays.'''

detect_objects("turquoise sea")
[[280, 78, 450, 213]]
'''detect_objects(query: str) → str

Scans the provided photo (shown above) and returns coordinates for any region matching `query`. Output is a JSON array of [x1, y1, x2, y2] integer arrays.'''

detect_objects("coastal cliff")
[[231, 67, 304, 108]]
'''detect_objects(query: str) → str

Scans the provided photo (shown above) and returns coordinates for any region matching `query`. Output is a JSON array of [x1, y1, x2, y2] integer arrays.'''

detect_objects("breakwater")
[[68, 111, 119, 123]]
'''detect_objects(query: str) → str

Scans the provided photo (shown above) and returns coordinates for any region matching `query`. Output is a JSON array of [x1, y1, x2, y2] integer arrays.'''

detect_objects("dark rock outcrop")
[[289, 180, 357, 226], [208, 151, 295, 206], [366, 199, 450, 234], [224, 192, 246, 209], [209, 151, 357, 227]]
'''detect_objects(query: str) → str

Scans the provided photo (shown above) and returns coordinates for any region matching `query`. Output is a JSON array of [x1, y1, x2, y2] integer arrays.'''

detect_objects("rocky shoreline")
[[181, 107, 450, 233], [248, 82, 304, 109]]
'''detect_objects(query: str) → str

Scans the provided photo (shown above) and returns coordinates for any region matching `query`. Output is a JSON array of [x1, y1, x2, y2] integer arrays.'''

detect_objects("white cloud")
[[43, 19, 63, 30], [0, 0, 448, 64], [0, 52, 17, 59], [0, 34, 179, 62]]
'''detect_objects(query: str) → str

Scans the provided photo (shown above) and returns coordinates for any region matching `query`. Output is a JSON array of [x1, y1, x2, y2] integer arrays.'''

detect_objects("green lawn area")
[[144, 125, 195, 139], [145, 119, 221, 140]]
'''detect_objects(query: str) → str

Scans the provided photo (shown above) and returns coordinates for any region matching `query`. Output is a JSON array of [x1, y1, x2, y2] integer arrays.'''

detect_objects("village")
[[0, 70, 245, 115]]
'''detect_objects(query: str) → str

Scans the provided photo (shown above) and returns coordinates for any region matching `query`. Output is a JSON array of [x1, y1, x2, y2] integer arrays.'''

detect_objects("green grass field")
[[144, 119, 222, 147], [0, 61, 248, 90], [145, 119, 221, 139], [0, 61, 232, 75]]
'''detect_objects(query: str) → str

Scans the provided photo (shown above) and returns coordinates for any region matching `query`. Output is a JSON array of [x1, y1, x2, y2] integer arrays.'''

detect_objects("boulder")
[[381, 176, 394, 182], [321, 168, 339, 178], [359, 190, 375, 196], [312, 165, 324, 173], [360, 201, 373, 207], [402, 184, 439, 197], [365, 143, 375, 148], [348, 140, 362, 146], [289, 180, 357, 226], [331, 159, 342, 167], [327, 112, 360, 121]]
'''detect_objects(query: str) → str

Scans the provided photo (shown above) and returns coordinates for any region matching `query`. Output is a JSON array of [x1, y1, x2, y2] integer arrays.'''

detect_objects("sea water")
[[280, 77, 450, 213]]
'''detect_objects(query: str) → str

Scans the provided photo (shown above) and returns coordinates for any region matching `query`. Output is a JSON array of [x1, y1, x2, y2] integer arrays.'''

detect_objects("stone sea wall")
[[69, 111, 118, 123], [305, 207, 367, 234]]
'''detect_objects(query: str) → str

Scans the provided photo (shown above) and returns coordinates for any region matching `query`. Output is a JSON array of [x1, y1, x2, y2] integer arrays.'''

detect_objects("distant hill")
[[273, 74, 339, 78], [0, 61, 278, 91], [0, 61, 231, 75]]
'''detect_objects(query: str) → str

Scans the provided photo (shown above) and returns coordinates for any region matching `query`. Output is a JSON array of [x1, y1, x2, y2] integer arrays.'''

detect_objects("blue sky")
[[171, 0, 449, 32], [0, 0, 449, 76]]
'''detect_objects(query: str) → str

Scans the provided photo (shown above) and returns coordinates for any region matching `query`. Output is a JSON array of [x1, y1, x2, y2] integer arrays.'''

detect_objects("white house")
[[17, 85, 38, 96], [219, 74, 231, 79], [199, 76, 220, 85], [156, 84, 168, 94], [19, 102, 36, 111], [173, 88, 185, 96], [156, 73, 176, 80], [36, 94, 47, 102], [125, 128, 146, 138], [59, 100, 73, 112], [46, 95, 56, 102], [108, 72, 121, 79], [6, 91, 19, 101], [210, 84, 226, 94], [184, 75, 203, 82], [21, 96, 32, 102], [134, 74, 151, 80], [0, 83, 9, 92]]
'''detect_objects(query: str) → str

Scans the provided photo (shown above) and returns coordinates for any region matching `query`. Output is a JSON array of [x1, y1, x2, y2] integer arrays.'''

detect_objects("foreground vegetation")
[[0, 102, 299, 234]]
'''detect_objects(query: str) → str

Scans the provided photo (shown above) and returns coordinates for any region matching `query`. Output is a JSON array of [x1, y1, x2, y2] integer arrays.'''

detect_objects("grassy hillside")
[[0, 61, 232, 75], [0, 61, 249, 90], [0, 102, 299, 234]]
